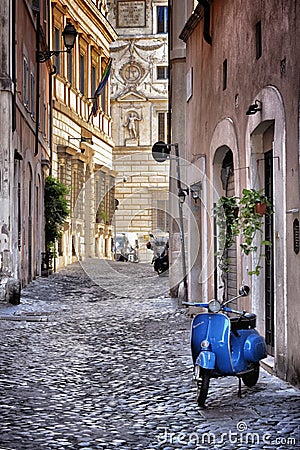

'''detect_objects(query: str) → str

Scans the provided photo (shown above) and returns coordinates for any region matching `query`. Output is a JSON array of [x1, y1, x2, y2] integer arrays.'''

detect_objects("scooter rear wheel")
[[197, 369, 210, 407], [241, 362, 260, 387]]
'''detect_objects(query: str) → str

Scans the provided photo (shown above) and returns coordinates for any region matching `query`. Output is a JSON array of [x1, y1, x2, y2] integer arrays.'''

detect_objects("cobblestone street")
[[0, 260, 299, 450]]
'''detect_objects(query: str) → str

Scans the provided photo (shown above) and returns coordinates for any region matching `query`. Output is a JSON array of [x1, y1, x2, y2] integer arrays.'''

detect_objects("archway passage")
[[214, 147, 237, 302], [221, 150, 237, 302]]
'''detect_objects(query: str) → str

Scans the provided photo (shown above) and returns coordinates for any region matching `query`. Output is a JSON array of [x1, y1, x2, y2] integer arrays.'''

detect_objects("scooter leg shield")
[[196, 351, 216, 370]]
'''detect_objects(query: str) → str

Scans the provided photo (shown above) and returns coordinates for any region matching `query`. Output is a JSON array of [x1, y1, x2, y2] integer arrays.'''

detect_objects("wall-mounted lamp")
[[190, 181, 202, 203], [14, 149, 23, 160], [178, 188, 189, 204], [246, 99, 262, 115], [38, 23, 78, 63]]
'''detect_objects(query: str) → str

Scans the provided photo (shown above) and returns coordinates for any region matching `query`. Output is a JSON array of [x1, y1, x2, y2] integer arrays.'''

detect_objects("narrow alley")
[[0, 261, 299, 450]]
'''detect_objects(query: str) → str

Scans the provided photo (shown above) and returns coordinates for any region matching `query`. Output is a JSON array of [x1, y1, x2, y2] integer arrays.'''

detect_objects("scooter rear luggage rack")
[[230, 313, 256, 331]]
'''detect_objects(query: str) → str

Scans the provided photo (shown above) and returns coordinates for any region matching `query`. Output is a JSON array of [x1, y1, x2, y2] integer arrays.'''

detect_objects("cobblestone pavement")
[[0, 259, 299, 450]]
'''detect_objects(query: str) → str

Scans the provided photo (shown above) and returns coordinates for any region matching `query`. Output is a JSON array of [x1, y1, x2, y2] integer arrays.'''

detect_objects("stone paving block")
[[0, 261, 299, 450]]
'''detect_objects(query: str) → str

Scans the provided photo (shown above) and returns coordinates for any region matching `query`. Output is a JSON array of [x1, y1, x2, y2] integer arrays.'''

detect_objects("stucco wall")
[[183, 0, 300, 384]]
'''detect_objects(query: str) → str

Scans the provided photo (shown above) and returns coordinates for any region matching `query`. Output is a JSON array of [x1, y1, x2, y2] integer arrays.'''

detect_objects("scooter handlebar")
[[182, 302, 209, 308]]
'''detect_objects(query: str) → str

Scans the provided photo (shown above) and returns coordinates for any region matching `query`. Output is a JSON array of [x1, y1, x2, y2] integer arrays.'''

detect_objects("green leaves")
[[44, 176, 70, 252], [213, 189, 273, 276]]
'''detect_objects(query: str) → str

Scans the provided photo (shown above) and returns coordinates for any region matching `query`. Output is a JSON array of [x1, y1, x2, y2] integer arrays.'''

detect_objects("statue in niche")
[[123, 112, 142, 139]]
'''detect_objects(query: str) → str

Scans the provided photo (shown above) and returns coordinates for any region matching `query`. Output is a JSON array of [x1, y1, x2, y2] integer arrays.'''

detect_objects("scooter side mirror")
[[239, 285, 250, 297]]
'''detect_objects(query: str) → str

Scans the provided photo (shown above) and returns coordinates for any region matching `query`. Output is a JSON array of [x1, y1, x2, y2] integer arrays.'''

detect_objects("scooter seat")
[[230, 313, 256, 331]]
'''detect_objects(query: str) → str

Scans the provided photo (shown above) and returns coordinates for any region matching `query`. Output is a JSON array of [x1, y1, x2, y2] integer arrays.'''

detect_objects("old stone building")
[[108, 0, 169, 260], [0, 0, 52, 302], [171, 0, 300, 385], [51, 0, 117, 267]]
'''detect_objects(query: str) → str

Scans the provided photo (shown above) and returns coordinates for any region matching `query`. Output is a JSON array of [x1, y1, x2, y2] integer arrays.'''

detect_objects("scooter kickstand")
[[238, 377, 242, 398]]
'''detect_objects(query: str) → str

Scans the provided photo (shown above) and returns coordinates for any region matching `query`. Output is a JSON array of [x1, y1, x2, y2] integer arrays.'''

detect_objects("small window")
[[91, 65, 97, 96], [79, 54, 85, 95], [101, 87, 107, 113], [30, 72, 35, 118], [67, 52, 73, 84], [157, 6, 168, 34], [256, 21, 262, 59], [157, 66, 168, 80], [158, 111, 168, 142], [43, 102, 47, 137], [223, 59, 227, 91], [23, 57, 29, 107]]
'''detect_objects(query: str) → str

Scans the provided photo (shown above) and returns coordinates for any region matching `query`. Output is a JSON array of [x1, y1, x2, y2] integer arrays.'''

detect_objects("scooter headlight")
[[208, 299, 221, 313], [201, 340, 210, 349]]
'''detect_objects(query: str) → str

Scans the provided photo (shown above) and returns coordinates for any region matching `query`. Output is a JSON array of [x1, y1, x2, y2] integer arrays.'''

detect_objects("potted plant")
[[213, 189, 273, 276], [238, 188, 273, 276]]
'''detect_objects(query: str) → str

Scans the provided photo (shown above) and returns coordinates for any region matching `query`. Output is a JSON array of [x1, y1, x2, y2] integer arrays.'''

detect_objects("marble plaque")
[[117, 1, 146, 28]]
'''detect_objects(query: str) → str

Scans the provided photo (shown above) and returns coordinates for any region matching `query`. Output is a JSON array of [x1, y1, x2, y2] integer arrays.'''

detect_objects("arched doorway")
[[213, 147, 237, 302], [250, 121, 275, 356], [27, 163, 33, 283]]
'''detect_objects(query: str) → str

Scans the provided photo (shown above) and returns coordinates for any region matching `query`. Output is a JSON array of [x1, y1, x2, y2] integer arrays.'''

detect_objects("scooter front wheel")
[[197, 369, 210, 408]]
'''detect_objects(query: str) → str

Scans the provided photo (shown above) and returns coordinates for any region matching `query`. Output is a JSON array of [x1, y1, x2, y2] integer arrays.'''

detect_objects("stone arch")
[[210, 118, 240, 301]]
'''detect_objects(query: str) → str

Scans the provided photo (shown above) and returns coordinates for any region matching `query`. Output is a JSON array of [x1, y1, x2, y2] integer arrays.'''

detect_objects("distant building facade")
[[51, 0, 117, 266], [108, 0, 169, 260], [172, 0, 300, 385]]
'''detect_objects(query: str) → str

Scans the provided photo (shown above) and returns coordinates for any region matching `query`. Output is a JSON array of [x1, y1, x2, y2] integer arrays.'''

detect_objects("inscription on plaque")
[[117, 1, 146, 28]]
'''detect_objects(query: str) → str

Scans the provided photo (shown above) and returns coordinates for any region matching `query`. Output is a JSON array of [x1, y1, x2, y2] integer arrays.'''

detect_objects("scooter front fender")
[[196, 351, 216, 370]]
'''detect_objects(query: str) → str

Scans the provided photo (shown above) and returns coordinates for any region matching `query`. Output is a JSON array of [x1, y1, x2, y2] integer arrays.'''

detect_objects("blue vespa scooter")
[[183, 286, 267, 407]]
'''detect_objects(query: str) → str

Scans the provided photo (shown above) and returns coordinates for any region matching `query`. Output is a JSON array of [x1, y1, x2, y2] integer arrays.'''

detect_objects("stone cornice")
[[179, 4, 204, 43]]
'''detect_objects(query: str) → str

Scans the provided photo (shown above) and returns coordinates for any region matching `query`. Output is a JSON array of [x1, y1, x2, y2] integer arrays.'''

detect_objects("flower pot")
[[254, 202, 267, 215], [234, 206, 239, 219]]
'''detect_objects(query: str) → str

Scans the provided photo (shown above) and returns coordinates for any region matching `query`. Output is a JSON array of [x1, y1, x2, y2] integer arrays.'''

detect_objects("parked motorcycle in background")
[[146, 233, 169, 275], [183, 286, 267, 407]]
